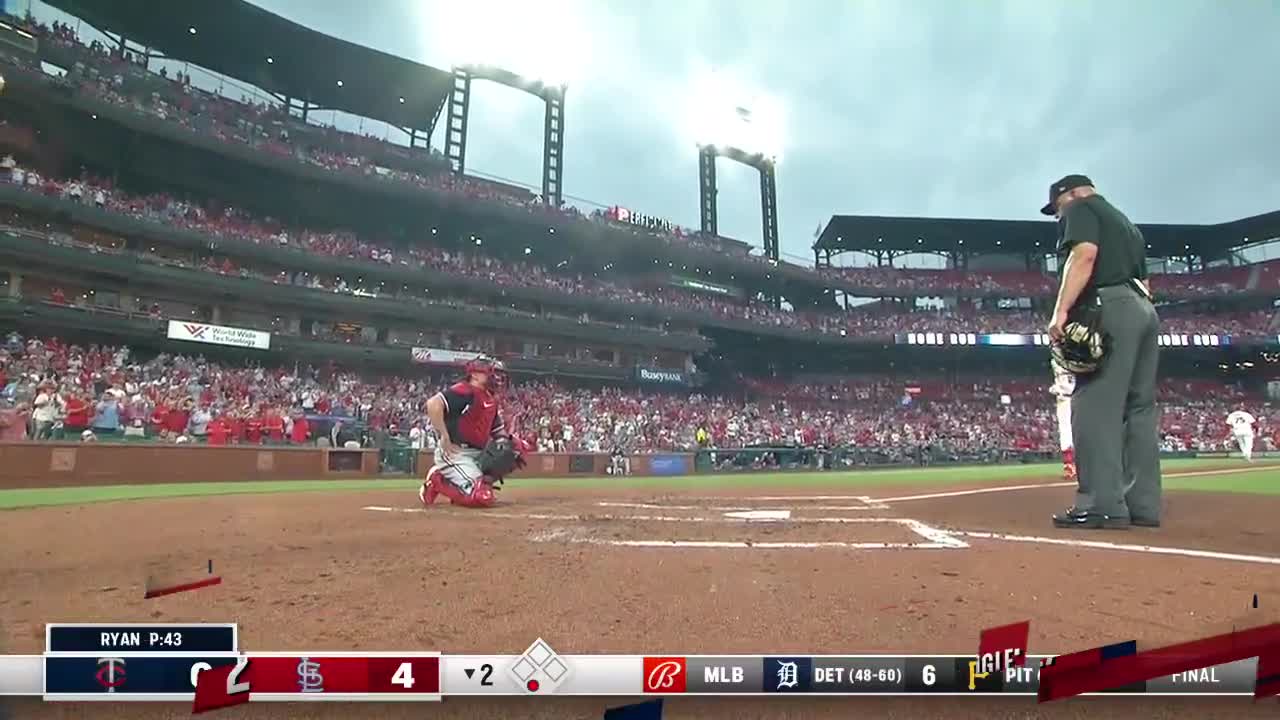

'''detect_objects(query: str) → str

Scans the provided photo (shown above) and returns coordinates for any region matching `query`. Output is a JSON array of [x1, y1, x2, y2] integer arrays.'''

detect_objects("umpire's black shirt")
[[1057, 195, 1147, 300]]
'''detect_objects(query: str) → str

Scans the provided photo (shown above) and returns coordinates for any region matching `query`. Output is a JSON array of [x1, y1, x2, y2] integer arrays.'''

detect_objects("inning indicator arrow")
[[464, 668, 475, 680]]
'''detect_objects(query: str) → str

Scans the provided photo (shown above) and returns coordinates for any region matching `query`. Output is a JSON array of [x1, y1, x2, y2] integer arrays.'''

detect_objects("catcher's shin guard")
[[420, 471, 445, 506], [427, 469, 477, 506], [450, 478, 497, 508]]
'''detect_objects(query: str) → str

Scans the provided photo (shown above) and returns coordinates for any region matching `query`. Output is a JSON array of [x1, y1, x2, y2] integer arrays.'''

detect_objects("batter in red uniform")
[[419, 355, 510, 508]]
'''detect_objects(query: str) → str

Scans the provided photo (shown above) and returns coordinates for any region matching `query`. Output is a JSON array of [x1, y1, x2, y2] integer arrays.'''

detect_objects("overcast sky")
[[36, 0, 1280, 265]]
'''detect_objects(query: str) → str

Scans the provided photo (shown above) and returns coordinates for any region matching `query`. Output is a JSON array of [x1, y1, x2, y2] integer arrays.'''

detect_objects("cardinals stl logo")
[[642, 657, 686, 693]]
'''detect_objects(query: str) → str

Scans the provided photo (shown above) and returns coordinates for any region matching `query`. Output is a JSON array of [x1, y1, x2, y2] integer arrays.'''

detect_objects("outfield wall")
[[0, 444, 697, 489]]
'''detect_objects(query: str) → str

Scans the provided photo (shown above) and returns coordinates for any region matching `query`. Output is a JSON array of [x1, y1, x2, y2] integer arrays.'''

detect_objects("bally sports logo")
[[642, 657, 686, 693]]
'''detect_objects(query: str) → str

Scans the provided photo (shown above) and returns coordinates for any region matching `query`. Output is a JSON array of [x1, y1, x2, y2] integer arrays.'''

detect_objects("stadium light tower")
[[685, 69, 785, 265], [444, 64, 566, 208]]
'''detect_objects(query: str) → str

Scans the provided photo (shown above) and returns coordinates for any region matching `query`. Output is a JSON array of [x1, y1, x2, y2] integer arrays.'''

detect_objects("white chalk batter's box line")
[[595, 499, 891, 511], [361, 505, 967, 550], [526, 517, 968, 551]]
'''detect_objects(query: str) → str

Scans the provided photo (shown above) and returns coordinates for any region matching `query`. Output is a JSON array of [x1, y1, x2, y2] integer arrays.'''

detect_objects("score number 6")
[[921, 664, 936, 686], [191, 657, 251, 694]]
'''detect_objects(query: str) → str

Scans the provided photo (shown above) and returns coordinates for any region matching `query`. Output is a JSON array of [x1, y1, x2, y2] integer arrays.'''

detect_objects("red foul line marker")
[[144, 575, 222, 600]]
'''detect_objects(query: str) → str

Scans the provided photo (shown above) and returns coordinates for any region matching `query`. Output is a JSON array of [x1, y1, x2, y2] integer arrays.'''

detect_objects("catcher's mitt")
[[477, 437, 525, 486], [1051, 318, 1108, 374]]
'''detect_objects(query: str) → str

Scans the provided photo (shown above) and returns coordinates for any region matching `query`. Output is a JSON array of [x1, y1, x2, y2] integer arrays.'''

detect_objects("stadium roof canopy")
[[815, 210, 1280, 260], [46, 0, 454, 132]]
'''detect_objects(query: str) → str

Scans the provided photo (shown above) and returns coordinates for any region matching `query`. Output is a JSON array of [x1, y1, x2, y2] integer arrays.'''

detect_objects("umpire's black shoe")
[[1052, 507, 1130, 529]]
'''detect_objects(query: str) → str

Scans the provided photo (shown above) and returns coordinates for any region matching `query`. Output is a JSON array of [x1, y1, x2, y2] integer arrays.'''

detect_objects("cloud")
[[118, 0, 1280, 258]]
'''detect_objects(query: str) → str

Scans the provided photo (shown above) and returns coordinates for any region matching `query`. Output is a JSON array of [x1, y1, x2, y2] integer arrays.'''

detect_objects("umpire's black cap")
[[1040, 174, 1094, 215]]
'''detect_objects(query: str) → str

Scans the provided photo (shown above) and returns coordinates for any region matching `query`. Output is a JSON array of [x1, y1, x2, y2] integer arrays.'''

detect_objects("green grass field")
[[1, 458, 1275, 511]]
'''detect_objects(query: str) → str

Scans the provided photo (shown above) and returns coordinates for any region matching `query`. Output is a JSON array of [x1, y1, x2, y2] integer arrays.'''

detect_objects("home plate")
[[722, 510, 791, 521]]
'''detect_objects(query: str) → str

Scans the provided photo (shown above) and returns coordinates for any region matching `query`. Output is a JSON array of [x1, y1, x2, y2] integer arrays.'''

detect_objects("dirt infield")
[[2, 464, 1279, 719]]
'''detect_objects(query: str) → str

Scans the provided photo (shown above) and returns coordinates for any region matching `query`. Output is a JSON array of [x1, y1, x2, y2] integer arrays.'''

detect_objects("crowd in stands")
[[4, 15, 1272, 310], [2, 334, 1271, 457], [11, 18, 756, 259], [824, 266, 1255, 300], [3, 165, 1276, 339]]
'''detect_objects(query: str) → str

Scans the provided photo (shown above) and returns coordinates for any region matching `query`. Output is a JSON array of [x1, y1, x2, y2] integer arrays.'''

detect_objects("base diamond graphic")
[[508, 637, 571, 693]]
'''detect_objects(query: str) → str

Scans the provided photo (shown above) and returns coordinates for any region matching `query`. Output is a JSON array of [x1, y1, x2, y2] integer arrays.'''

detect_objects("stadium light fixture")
[[336, 80, 344, 87], [682, 66, 786, 162], [266, 56, 273, 64], [188, 27, 197, 35], [428, 1, 591, 88], [398, 96, 405, 104]]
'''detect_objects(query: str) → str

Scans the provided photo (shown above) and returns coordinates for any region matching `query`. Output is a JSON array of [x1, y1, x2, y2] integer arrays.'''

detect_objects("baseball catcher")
[[419, 355, 524, 509]]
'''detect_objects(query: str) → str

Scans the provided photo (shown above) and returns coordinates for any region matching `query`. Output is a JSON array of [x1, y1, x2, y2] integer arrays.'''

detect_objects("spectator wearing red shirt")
[[226, 412, 246, 444], [50, 287, 66, 304], [62, 390, 90, 437], [290, 412, 310, 445], [166, 400, 191, 438], [206, 415, 229, 446], [150, 403, 170, 439], [263, 407, 285, 444], [245, 412, 263, 444], [0, 401, 29, 441]]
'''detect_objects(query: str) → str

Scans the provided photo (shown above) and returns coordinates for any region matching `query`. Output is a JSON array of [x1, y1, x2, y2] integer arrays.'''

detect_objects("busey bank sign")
[[167, 321, 271, 350], [635, 367, 686, 385]]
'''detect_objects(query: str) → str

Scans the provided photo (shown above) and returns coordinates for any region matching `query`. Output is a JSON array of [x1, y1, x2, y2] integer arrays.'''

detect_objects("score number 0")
[[191, 657, 251, 694]]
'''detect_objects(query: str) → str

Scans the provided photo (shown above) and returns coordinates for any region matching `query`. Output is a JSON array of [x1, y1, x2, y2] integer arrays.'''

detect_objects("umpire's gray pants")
[[1070, 285, 1162, 520]]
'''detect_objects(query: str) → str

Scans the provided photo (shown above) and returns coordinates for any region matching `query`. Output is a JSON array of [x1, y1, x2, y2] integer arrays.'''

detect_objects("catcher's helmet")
[[465, 354, 507, 389]]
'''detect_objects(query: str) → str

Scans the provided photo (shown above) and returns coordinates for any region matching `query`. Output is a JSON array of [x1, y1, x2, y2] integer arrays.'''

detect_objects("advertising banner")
[[411, 347, 484, 365], [648, 455, 687, 476], [635, 367, 687, 386], [670, 275, 739, 298], [167, 321, 270, 350], [894, 332, 1234, 348]]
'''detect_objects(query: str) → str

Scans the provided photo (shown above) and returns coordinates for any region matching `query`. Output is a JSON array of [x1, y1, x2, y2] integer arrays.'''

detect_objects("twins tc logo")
[[642, 657, 686, 693], [183, 324, 208, 339], [95, 657, 127, 692]]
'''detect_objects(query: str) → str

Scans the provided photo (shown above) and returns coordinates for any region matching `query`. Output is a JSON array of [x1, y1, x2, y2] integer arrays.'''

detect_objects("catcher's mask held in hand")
[[1051, 307, 1108, 374]]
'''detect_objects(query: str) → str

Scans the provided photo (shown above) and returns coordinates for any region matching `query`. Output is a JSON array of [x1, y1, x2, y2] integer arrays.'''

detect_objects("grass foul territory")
[[0, 459, 1275, 510]]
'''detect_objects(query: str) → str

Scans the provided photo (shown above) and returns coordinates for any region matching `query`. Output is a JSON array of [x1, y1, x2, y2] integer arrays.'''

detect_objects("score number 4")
[[392, 662, 415, 688]]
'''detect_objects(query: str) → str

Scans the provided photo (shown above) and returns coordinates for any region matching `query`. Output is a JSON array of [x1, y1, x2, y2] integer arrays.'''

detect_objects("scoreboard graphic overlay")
[[0, 623, 1264, 705]]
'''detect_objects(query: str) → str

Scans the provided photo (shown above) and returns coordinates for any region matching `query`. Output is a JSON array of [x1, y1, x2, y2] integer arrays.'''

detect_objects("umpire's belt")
[[1096, 279, 1151, 302]]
